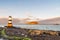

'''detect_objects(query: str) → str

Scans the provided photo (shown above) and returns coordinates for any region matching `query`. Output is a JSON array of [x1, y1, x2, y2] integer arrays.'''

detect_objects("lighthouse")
[[7, 16, 13, 28]]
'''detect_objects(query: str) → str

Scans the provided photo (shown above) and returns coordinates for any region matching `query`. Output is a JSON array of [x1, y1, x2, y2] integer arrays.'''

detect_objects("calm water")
[[0, 25, 60, 31], [13, 25, 60, 31]]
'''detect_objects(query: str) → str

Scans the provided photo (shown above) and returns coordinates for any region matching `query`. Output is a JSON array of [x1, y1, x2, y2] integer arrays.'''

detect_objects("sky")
[[0, 0, 60, 19]]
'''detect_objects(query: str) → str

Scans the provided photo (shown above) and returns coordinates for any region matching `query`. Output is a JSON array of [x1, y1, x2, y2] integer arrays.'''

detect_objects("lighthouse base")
[[5, 26, 15, 28]]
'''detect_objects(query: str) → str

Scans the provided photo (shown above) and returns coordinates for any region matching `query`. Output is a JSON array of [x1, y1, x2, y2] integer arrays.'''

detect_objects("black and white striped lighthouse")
[[7, 16, 13, 28]]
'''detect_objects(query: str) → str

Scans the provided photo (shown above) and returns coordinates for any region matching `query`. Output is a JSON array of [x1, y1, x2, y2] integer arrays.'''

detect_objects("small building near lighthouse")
[[26, 21, 38, 25], [26, 16, 39, 25]]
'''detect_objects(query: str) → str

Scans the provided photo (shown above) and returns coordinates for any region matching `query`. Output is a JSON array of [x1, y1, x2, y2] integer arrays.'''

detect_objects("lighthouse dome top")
[[8, 16, 12, 20], [9, 16, 12, 18]]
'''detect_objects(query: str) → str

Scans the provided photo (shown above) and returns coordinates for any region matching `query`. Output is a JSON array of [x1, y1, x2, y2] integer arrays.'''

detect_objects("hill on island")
[[39, 17, 60, 25]]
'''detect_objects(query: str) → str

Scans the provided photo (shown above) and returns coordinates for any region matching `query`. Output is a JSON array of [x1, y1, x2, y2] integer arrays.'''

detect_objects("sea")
[[0, 25, 60, 40], [13, 25, 60, 31]]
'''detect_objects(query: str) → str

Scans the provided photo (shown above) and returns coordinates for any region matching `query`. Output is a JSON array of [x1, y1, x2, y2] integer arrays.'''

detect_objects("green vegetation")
[[8, 36, 32, 40], [13, 37, 32, 40], [1, 29, 32, 40], [23, 38, 31, 40], [1, 29, 6, 35]]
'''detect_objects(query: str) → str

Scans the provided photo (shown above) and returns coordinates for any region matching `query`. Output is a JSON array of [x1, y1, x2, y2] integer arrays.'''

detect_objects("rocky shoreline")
[[0, 27, 60, 40]]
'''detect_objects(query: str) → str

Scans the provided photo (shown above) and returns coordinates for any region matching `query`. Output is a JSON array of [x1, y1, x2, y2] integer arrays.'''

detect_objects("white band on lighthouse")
[[9, 21, 12, 23], [9, 18, 12, 20]]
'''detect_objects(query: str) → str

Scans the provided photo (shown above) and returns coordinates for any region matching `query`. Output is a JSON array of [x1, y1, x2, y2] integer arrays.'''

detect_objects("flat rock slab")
[[31, 36, 60, 40]]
